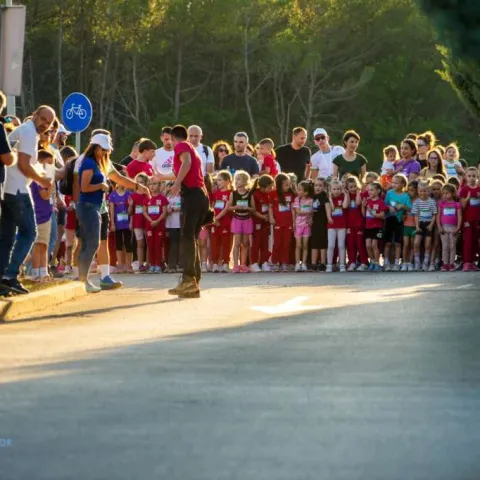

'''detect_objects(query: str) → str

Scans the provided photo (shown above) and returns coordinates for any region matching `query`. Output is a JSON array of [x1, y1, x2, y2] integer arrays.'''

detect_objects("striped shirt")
[[411, 198, 437, 222]]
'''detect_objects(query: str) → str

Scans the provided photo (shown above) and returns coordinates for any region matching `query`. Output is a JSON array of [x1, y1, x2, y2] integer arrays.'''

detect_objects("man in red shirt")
[[168, 125, 209, 298], [126, 139, 156, 179]]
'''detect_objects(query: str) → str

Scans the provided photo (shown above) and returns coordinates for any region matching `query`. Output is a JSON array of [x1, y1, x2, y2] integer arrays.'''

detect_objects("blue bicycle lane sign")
[[62, 92, 93, 133]]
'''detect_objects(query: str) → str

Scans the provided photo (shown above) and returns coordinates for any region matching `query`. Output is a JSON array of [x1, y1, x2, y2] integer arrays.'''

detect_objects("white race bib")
[[117, 212, 129, 222], [350, 201, 358, 209], [470, 198, 480, 207], [135, 205, 144, 215], [301, 204, 312, 213], [215, 200, 225, 210], [332, 207, 343, 217], [443, 207, 456, 216], [148, 205, 160, 215], [278, 204, 290, 212], [261, 204, 269, 213], [237, 200, 248, 208]]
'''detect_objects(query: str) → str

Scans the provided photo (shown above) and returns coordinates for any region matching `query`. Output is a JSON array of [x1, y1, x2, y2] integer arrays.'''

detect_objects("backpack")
[[59, 158, 77, 196]]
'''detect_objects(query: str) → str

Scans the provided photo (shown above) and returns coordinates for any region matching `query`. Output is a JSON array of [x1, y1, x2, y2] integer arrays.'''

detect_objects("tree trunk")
[[243, 18, 257, 141], [57, 0, 64, 114], [173, 45, 183, 121]]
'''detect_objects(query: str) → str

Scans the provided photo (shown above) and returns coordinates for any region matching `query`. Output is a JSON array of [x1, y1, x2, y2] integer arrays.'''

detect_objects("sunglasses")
[[315, 135, 326, 141], [417, 143, 427, 147], [218, 148, 227, 153]]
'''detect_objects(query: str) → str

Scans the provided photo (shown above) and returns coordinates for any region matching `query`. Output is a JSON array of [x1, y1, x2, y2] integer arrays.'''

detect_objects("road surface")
[[1, 272, 479, 479]]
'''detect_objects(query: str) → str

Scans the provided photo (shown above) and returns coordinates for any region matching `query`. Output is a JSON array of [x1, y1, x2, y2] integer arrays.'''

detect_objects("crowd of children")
[[39, 135, 480, 278]]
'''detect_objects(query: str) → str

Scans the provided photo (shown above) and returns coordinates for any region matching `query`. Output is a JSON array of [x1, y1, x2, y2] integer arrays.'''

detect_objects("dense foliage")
[[14, 0, 479, 167]]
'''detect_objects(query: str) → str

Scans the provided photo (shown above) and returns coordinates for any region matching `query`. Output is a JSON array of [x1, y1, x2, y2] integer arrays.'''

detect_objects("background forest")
[[12, 0, 480, 168]]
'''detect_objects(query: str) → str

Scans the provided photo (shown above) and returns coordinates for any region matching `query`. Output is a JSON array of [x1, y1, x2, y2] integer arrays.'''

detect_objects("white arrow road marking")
[[251, 296, 323, 315]]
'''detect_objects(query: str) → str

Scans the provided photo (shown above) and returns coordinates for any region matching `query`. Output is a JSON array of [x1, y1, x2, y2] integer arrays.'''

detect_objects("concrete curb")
[[0, 281, 87, 322]]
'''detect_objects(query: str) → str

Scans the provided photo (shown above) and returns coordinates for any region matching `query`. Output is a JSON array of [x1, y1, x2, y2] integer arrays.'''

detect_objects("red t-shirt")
[[329, 194, 346, 229], [126, 159, 154, 179], [365, 198, 387, 229], [130, 192, 146, 229], [144, 193, 168, 228], [173, 141, 205, 189], [263, 154, 279, 178], [346, 197, 364, 229], [253, 190, 271, 226], [212, 189, 232, 229], [271, 191, 294, 228], [459, 185, 480, 223]]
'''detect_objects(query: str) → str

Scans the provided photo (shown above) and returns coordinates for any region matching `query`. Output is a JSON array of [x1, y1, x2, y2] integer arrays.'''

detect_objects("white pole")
[[5, 0, 15, 116], [75, 132, 80, 153]]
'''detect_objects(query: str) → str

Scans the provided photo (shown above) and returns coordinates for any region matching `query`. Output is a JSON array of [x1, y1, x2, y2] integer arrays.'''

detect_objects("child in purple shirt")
[[395, 139, 421, 181]]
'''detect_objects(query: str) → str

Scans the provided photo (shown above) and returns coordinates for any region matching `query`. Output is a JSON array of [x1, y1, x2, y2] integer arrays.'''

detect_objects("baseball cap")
[[90, 133, 113, 151], [313, 128, 328, 138], [57, 124, 71, 135]]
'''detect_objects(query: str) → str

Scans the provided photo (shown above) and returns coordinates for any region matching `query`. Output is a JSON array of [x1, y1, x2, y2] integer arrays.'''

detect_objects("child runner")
[[362, 181, 387, 272], [226, 171, 255, 273], [293, 180, 314, 271], [437, 183, 462, 271], [30, 150, 55, 281], [143, 178, 168, 273], [269, 173, 295, 272], [311, 177, 329, 271], [165, 182, 182, 273], [109, 173, 133, 273], [345, 176, 368, 272], [401, 180, 418, 271], [444, 143, 464, 179], [429, 179, 444, 270], [199, 174, 214, 272], [411, 180, 437, 271], [251, 174, 275, 272], [211, 170, 233, 273], [395, 139, 421, 182], [383, 173, 411, 271], [257, 138, 279, 178], [128, 173, 149, 272], [459, 167, 480, 271], [326, 179, 348, 273], [380, 145, 399, 190]]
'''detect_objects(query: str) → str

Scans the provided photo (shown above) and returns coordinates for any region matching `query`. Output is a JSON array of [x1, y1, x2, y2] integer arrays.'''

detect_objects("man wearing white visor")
[[310, 128, 345, 179]]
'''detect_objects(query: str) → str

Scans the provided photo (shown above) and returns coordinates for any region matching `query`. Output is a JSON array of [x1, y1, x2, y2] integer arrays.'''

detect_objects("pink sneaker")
[[441, 265, 449, 272], [239, 265, 249, 273], [232, 265, 240, 273]]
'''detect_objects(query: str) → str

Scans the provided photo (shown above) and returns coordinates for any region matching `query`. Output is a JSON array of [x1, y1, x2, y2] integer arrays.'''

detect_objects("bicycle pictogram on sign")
[[65, 104, 87, 120]]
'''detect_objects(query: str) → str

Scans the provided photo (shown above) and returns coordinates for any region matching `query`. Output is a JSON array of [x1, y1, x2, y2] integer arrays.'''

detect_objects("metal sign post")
[[61, 92, 93, 151]]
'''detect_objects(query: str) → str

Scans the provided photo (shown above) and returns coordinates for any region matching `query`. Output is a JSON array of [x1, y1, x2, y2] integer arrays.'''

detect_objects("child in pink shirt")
[[293, 180, 314, 271]]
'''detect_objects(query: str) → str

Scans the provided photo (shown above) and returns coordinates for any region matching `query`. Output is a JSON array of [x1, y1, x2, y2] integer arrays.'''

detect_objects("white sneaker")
[[301, 263, 308, 272], [356, 264, 367, 272], [339, 264, 346, 273], [400, 263, 408, 272], [282, 264, 289, 272], [326, 264, 333, 273], [251, 263, 261, 273], [347, 263, 356, 272], [222, 264, 230, 273], [407, 263, 414, 272], [295, 262, 302, 272], [391, 264, 401, 272], [132, 261, 140, 271], [428, 264, 436, 272], [201, 262, 208, 273], [384, 263, 392, 272], [64, 265, 72, 274], [422, 263, 429, 272], [262, 263, 271, 272], [211, 264, 219, 273]]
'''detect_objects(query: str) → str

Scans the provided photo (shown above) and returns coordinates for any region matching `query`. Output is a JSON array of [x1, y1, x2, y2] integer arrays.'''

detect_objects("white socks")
[[99, 264, 110, 280]]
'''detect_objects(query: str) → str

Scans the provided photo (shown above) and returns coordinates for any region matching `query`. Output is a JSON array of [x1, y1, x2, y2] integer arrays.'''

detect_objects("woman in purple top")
[[395, 139, 421, 182], [108, 180, 133, 273]]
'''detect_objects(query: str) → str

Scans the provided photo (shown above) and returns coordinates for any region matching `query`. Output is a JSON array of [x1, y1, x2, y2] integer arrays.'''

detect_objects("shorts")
[[416, 221, 433, 238], [231, 217, 253, 235], [384, 216, 403, 244], [115, 229, 133, 252], [36, 219, 52, 245], [65, 209, 77, 230], [134, 228, 145, 241], [100, 212, 109, 241], [403, 226, 416, 238], [295, 224, 311, 238], [364, 228, 383, 240], [57, 209, 66, 226]]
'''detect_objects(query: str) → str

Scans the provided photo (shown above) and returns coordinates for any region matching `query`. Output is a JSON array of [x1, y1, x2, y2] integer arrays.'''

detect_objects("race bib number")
[[470, 198, 480, 207], [419, 208, 431, 221], [215, 200, 225, 210], [237, 200, 249, 208], [261, 204, 269, 213], [135, 206, 144, 215], [148, 205, 160, 215], [278, 204, 290, 212], [443, 207, 456, 216], [117, 212, 129, 222], [332, 207, 343, 217]]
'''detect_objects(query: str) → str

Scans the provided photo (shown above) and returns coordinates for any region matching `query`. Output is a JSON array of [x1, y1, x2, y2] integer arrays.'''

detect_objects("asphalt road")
[[1, 272, 479, 480]]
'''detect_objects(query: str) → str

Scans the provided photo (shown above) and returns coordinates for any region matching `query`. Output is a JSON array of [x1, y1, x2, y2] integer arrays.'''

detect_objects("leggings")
[[146, 226, 165, 267], [211, 228, 232, 265], [462, 221, 479, 264], [115, 229, 133, 252], [327, 228, 346, 266], [272, 225, 292, 265], [346, 226, 368, 266], [167, 228, 181, 269], [251, 224, 270, 265], [440, 225, 457, 265]]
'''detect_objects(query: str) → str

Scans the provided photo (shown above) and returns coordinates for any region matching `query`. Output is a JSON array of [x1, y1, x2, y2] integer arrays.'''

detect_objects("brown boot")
[[178, 290, 201, 299], [168, 276, 199, 296]]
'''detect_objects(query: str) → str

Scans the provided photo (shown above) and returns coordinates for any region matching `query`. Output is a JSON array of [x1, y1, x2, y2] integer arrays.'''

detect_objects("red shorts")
[[66, 209, 77, 230]]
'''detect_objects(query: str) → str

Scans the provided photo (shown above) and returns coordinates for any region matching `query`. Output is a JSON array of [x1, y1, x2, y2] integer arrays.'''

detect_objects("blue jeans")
[[0, 192, 37, 279], [76, 202, 101, 280]]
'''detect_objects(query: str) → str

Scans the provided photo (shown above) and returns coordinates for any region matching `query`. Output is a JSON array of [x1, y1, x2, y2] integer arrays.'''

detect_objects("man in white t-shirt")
[[187, 125, 214, 175], [0, 105, 55, 294], [310, 128, 345, 179], [151, 126, 175, 176]]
